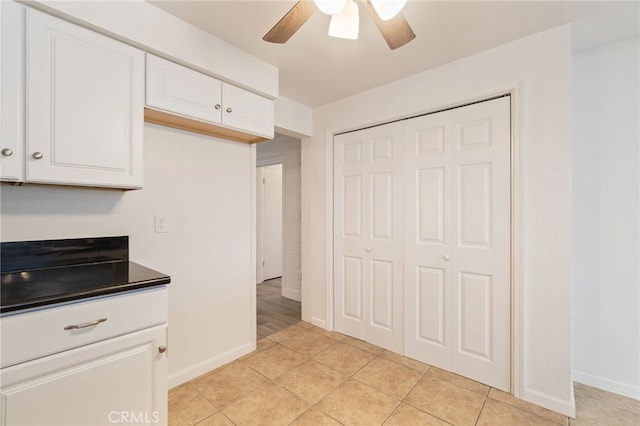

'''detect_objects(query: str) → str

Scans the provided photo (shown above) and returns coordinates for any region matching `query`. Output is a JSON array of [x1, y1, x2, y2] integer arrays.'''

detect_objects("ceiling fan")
[[263, 0, 416, 50]]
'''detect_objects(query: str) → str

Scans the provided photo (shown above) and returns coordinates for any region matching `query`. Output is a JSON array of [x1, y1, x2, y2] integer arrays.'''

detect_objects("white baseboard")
[[282, 287, 301, 302], [522, 387, 576, 418], [311, 317, 327, 329], [573, 369, 640, 400], [168, 342, 254, 389]]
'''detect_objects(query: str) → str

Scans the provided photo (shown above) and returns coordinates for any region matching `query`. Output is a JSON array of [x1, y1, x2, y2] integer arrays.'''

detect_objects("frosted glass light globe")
[[314, 0, 349, 15], [371, 0, 407, 20], [328, 0, 359, 40]]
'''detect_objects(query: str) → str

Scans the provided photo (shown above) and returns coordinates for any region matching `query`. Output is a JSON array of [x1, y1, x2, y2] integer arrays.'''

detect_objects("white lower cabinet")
[[0, 326, 167, 426], [0, 287, 169, 426]]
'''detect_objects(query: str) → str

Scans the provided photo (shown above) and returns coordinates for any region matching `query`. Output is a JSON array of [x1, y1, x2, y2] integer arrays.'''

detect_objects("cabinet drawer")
[[0, 286, 167, 368]]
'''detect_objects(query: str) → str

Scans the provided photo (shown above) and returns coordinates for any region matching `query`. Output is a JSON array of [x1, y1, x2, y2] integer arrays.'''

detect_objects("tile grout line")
[[174, 323, 631, 426], [485, 391, 570, 425], [397, 367, 459, 425], [244, 334, 349, 425], [374, 354, 425, 426], [473, 391, 490, 426]]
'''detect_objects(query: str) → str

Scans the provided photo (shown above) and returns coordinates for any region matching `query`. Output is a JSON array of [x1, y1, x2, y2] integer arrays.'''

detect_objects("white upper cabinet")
[[146, 54, 222, 124], [146, 54, 274, 139], [222, 83, 274, 139], [0, 1, 24, 182], [26, 8, 144, 189]]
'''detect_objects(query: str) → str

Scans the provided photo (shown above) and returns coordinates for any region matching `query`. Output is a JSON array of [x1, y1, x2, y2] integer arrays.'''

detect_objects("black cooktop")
[[1, 236, 170, 314]]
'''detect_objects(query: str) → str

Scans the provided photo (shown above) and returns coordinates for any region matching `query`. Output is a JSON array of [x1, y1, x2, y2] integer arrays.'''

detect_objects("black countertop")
[[1, 237, 170, 314], [1, 261, 170, 313]]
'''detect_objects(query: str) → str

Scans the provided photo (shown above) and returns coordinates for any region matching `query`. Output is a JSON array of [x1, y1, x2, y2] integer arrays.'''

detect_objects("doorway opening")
[[256, 135, 302, 338]]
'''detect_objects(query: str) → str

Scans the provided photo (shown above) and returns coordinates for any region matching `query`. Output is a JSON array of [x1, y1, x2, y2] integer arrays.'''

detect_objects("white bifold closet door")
[[333, 122, 404, 353], [404, 96, 511, 390]]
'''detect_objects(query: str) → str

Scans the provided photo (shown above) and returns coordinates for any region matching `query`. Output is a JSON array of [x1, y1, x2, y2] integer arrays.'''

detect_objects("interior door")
[[334, 122, 404, 353], [260, 164, 283, 281], [404, 96, 511, 390]]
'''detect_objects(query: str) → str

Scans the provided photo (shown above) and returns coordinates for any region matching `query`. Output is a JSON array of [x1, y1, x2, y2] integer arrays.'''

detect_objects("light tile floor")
[[169, 322, 640, 426]]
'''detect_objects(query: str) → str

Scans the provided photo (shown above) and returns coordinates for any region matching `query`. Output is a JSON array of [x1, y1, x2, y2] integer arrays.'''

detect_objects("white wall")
[[257, 135, 302, 301], [274, 97, 313, 139], [302, 25, 574, 416], [0, 124, 256, 388], [572, 36, 640, 399]]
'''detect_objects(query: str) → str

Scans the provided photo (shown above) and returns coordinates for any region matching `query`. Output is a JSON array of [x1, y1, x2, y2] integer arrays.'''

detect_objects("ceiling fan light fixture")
[[370, 0, 407, 21], [328, 0, 359, 40], [314, 0, 348, 15]]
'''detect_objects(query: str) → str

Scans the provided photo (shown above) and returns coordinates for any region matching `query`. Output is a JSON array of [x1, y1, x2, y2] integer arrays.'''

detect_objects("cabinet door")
[[26, 9, 144, 189], [222, 83, 274, 138], [0, 1, 24, 182], [146, 54, 222, 124], [0, 325, 167, 426]]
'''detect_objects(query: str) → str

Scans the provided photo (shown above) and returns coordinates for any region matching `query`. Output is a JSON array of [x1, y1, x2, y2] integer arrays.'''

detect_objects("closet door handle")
[[443, 255, 451, 261], [366, 247, 372, 253]]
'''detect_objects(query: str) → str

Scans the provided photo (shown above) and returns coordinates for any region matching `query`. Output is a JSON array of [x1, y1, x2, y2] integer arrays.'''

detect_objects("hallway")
[[257, 278, 301, 339]]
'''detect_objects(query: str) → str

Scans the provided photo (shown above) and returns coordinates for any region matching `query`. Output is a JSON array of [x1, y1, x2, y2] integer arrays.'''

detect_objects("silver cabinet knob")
[[443, 255, 451, 261], [158, 346, 167, 354], [1, 148, 13, 157], [226, 107, 232, 113], [366, 247, 372, 252], [214, 104, 221, 110], [32, 152, 44, 160]]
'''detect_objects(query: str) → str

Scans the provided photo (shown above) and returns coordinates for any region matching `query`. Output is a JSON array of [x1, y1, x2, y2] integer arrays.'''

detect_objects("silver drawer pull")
[[64, 318, 108, 330]]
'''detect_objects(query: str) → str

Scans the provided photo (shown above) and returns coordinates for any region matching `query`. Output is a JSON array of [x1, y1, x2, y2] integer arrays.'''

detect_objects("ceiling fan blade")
[[365, 0, 416, 50], [263, 0, 316, 44]]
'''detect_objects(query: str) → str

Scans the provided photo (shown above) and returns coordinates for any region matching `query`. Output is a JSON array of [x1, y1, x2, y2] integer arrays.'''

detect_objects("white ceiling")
[[149, 1, 639, 107]]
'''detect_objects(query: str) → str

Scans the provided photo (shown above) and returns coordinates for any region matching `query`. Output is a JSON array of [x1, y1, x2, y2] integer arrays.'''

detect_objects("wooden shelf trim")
[[144, 107, 268, 144]]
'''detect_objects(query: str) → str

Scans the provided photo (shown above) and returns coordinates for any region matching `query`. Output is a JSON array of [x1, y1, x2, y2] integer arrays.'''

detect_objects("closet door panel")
[[335, 135, 369, 339], [405, 96, 510, 391], [334, 122, 404, 352], [404, 113, 453, 368], [450, 97, 511, 391], [417, 167, 446, 245], [417, 266, 446, 346]]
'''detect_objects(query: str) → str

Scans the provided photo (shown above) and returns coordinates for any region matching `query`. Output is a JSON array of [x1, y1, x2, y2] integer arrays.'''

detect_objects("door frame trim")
[[324, 83, 524, 398]]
